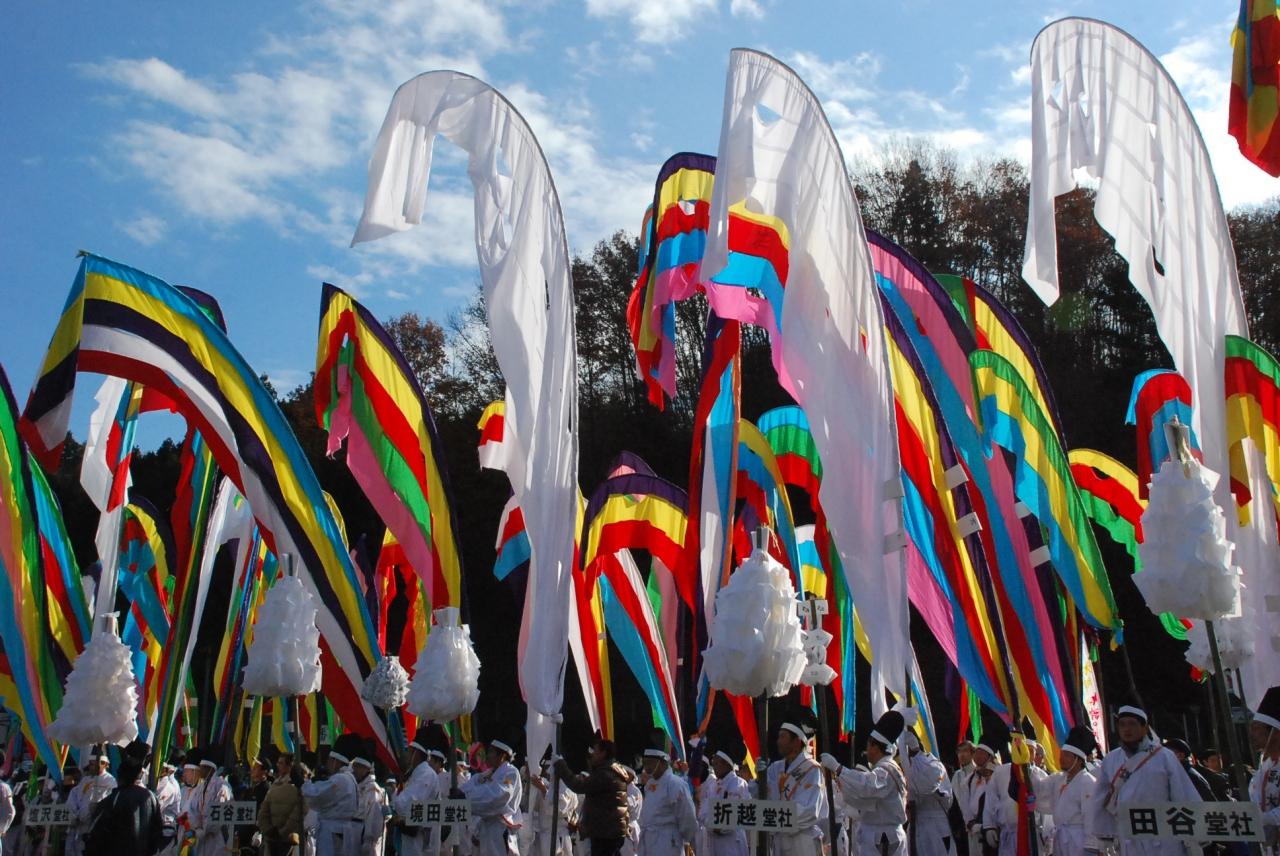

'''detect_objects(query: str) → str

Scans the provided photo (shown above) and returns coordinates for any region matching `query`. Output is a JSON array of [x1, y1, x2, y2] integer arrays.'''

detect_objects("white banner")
[[1121, 802, 1264, 842]]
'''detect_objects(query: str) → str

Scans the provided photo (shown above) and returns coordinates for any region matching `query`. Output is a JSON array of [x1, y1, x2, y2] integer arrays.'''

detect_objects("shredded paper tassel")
[[49, 615, 140, 746], [406, 607, 481, 722], [241, 576, 323, 697]]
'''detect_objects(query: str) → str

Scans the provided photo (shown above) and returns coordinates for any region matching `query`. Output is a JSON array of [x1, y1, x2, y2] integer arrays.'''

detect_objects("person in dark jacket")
[[83, 740, 164, 856], [1164, 738, 1216, 801], [552, 738, 634, 856]]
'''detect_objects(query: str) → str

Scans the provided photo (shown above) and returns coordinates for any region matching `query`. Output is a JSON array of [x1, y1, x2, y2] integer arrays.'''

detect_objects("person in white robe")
[[620, 774, 643, 856], [65, 748, 116, 856], [823, 710, 908, 856], [698, 749, 750, 856], [528, 759, 577, 856], [769, 715, 828, 856], [958, 742, 997, 856], [183, 753, 233, 856], [393, 740, 443, 856], [301, 739, 361, 856], [154, 759, 182, 853], [1085, 703, 1200, 856], [461, 739, 523, 856], [905, 731, 954, 856], [1248, 686, 1280, 854], [981, 733, 1047, 856], [350, 753, 387, 856], [635, 749, 696, 856], [1033, 727, 1098, 856]]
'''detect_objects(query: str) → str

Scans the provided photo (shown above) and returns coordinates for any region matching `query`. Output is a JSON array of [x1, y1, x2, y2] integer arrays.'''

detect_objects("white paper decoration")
[[241, 576, 323, 697], [800, 626, 836, 687], [1135, 459, 1241, 621], [1184, 612, 1255, 673], [702, 543, 806, 697], [361, 655, 411, 709], [406, 607, 481, 722], [49, 615, 139, 746]]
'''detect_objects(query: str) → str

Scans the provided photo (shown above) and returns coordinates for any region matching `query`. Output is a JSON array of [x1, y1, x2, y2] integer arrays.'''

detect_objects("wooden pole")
[[547, 719, 562, 856]]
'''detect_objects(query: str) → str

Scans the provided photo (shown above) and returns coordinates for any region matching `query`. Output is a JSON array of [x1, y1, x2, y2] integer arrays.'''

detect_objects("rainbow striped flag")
[[1231, 0, 1280, 175]]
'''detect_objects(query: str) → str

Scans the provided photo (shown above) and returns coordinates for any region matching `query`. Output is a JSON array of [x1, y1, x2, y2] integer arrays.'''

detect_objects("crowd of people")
[[0, 685, 1275, 856]]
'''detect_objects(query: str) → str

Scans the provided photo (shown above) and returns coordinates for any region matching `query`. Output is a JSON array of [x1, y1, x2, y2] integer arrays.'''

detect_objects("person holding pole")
[[1084, 701, 1200, 856], [980, 726, 1046, 856], [1034, 727, 1098, 856], [1248, 685, 1280, 852], [769, 711, 828, 856], [391, 730, 442, 856], [636, 748, 697, 856], [301, 734, 362, 856], [904, 729, 954, 856], [552, 736, 632, 856], [529, 757, 578, 856], [821, 709, 908, 856]]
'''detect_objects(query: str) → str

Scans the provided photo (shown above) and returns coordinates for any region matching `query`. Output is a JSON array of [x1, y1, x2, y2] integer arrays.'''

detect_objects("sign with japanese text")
[[1122, 802, 1264, 842], [24, 804, 72, 826], [708, 799, 799, 832], [404, 799, 471, 828], [208, 801, 259, 826]]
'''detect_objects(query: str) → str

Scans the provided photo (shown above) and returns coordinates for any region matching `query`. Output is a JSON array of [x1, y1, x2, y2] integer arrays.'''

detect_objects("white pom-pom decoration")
[[1135, 458, 1241, 621], [362, 655, 411, 709], [800, 626, 836, 687], [407, 607, 481, 722], [1184, 613, 1255, 673], [241, 575, 323, 697], [702, 542, 806, 697], [49, 615, 139, 746]]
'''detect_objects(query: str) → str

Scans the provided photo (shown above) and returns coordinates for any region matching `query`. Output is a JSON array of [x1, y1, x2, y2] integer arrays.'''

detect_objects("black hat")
[[869, 711, 905, 751], [330, 733, 365, 766], [1019, 717, 1037, 743], [1162, 737, 1191, 757], [1254, 685, 1280, 731], [779, 707, 818, 742], [408, 723, 449, 756], [977, 721, 1010, 758], [123, 740, 151, 762], [1062, 726, 1097, 761]]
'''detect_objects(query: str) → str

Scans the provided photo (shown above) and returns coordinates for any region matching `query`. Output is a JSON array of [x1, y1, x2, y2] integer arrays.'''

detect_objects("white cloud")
[[120, 214, 167, 246], [730, 0, 765, 20], [583, 0, 716, 44]]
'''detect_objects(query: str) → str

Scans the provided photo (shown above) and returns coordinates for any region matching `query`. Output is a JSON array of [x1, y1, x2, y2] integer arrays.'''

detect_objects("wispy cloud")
[[583, 0, 717, 43], [730, 0, 765, 21], [120, 214, 167, 246]]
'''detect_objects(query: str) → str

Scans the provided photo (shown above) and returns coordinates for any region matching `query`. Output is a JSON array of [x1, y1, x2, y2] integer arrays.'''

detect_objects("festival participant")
[[822, 710, 908, 856], [66, 747, 116, 856], [951, 741, 976, 856], [0, 751, 13, 838], [258, 753, 305, 856], [623, 768, 643, 856], [301, 735, 362, 856], [82, 740, 164, 856], [461, 738, 523, 856], [905, 730, 954, 856], [1033, 727, 1098, 856], [1248, 685, 1280, 852], [1085, 701, 1200, 856], [154, 757, 182, 852], [349, 747, 387, 856], [698, 746, 750, 856], [249, 755, 274, 806], [440, 749, 475, 856], [1161, 739, 1214, 801], [636, 748, 697, 856], [392, 733, 442, 856], [958, 740, 996, 856], [553, 737, 633, 856], [981, 727, 1047, 856], [177, 748, 233, 856], [529, 758, 578, 856], [769, 711, 828, 856], [1191, 748, 1232, 801]]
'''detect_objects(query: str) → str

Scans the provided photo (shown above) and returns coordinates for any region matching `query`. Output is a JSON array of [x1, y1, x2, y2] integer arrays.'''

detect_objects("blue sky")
[[3, 1, 1277, 448]]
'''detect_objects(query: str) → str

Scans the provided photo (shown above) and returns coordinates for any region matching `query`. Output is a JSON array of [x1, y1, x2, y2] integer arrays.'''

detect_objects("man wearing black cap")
[[1035, 726, 1097, 856], [392, 730, 443, 856], [769, 712, 828, 856], [821, 709, 907, 856], [1161, 739, 1214, 801], [981, 728, 1046, 856], [1248, 685, 1280, 850], [461, 738, 523, 856], [82, 739, 164, 855], [1085, 702, 1200, 856]]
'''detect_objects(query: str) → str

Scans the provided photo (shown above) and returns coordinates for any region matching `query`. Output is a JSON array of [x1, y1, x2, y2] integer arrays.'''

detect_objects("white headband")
[[183, 764, 199, 772], [1063, 744, 1089, 761], [199, 759, 217, 770], [328, 751, 350, 765], [714, 750, 735, 766], [409, 741, 428, 754], [869, 731, 898, 753], [1116, 705, 1148, 722], [643, 749, 670, 761], [351, 757, 373, 769], [491, 740, 514, 757], [426, 749, 446, 761], [1254, 712, 1280, 731], [780, 723, 809, 741], [975, 743, 995, 756]]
